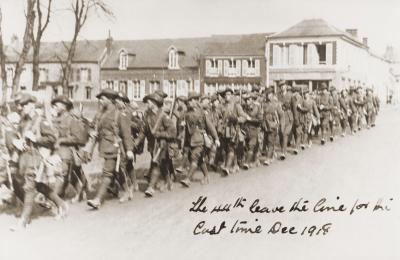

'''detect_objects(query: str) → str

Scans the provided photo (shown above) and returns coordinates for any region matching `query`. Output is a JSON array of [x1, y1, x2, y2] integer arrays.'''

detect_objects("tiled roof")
[[204, 33, 272, 56], [102, 37, 211, 69], [269, 19, 363, 45], [102, 33, 272, 69], [3, 40, 106, 63]]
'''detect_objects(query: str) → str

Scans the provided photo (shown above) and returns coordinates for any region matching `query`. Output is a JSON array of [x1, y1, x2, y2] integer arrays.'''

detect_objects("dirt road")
[[0, 106, 399, 260]]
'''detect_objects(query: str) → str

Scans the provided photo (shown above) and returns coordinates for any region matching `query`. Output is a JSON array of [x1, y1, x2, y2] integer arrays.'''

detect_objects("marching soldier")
[[348, 87, 359, 134], [316, 83, 333, 145], [365, 88, 376, 129], [297, 88, 320, 149], [86, 89, 134, 209], [329, 86, 341, 141], [51, 95, 88, 202], [12, 94, 68, 230], [135, 93, 176, 197], [291, 86, 303, 154], [353, 87, 366, 131], [180, 91, 220, 187], [115, 92, 136, 201], [277, 81, 294, 159], [219, 88, 249, 176], [208, 94, 224, 170], [338, 89, 352, 136], [242, 92, 263, 169], [262, 87, 284, 165]]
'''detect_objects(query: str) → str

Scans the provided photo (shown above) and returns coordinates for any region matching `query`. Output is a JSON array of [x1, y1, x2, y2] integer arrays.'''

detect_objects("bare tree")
[[0, 8, 7, 102], [61, 0, 113, 95], [12, 0, 36, 96], [31, 0, 52, 91]]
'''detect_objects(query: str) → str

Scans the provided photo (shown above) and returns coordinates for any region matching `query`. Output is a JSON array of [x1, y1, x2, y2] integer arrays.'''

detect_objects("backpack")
[[71, 116, 90, 146]]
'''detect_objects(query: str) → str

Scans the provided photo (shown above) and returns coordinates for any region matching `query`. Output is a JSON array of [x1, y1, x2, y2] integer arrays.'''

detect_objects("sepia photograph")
[[0, 0, 398, 259]]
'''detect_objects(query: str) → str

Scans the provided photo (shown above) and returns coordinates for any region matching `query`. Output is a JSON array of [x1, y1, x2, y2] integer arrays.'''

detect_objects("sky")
[[1, 0, 399, 56]]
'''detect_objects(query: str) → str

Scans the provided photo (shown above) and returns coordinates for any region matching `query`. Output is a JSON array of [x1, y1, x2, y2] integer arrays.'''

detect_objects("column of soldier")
[[0, 80, 380, 230]]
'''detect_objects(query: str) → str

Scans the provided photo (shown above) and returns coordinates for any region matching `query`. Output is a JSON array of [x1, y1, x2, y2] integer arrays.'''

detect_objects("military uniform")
[[87, 89, 134, 209], [277, 83, 294, 159], [291, 88, 303, 153], [180, 92, 219, 187], [15, 94, 67, 228], [364, 89, 376, 129], [262, 88, 284, 165], [338, 90, 352, 135], [219, 89, 249, 175], [135, 93, 176, 197], [316, 84, 334, 144], [243, 93, 263, 169], [297, 91, 320, 148], [51, 96, 88, 201]]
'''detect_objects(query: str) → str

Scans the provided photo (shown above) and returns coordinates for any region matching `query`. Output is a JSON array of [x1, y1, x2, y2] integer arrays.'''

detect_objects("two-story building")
[[0, 39, 107, 101], [100, 33, 271, 101], [267, 19, 394, 100], [100, 37, 210, 101], [201, 33, 270, 95]]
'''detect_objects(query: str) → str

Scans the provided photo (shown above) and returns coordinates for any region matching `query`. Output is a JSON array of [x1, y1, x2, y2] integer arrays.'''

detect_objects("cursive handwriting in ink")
[[193, 221, 226, 235], [289, 198, 309, 213], [190, 196, 208, 213], [249, 199, 286, 214], [313, 197, 347, 213]]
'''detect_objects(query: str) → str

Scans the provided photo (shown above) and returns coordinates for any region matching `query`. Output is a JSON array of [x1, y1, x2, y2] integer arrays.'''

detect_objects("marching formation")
[[0, 81, 380, 230]]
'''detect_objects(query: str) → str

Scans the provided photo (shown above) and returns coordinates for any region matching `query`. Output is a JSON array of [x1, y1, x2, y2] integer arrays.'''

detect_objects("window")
[[106, 80, 114, 89], [228, 59, 236, 68], [119, 50, 128, 70], [80, 68, 91, 82], [168, 80, 176, 98], [80, 68, 88, 82], [6, 67, 13, 86], [168, 47, 179, 69], [119, 81, 127, 94], [247, 58, 255, 68], [85, 87, 91, 99], [68, 86, 74, 99], [20, 86, 26, 90], [39, 68, 48, 84], [316, 44, 327, 64], [210, 59, 217, 69], [149, 80, 160, 93], [132, 81, 140, 99], [176, 80, 188, 97]]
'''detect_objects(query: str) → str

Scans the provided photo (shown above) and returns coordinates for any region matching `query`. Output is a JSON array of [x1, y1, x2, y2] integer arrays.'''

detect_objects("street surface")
[[0, 106, 399, 260]]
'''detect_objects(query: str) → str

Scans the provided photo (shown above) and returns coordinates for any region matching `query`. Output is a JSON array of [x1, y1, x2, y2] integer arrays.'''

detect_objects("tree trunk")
[[62, 34, 78, 95], [12, 0, 35, 96], [32, 44, 40, 91]]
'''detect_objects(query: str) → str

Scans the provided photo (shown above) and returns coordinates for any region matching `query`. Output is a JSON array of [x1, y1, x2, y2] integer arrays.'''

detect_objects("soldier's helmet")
[[51, 95, 74, 110], [19, 93, 37, 106], [143, 93, 164, 107], [96, 88, 119, 100], [116, 92, 130, 104], [187, 91, 201, 101]]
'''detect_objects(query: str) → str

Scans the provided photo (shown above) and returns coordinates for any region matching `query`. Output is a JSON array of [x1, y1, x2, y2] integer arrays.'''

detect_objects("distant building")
[[0, 40, 107, 101], [201, 33, 270, 95], [100, 33, 270, 101], [100, 37, 209, 101], [267, 19, 395, 100]]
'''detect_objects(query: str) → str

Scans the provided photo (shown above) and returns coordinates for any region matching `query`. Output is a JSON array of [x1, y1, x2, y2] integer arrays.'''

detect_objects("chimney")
[[362, 37, 368, 47], [106, 29, 113, 55], [345, 29, 358, 39]]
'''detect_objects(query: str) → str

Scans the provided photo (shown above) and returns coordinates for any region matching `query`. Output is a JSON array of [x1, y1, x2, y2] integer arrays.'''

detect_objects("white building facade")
[[267, 19, 395, 101]]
